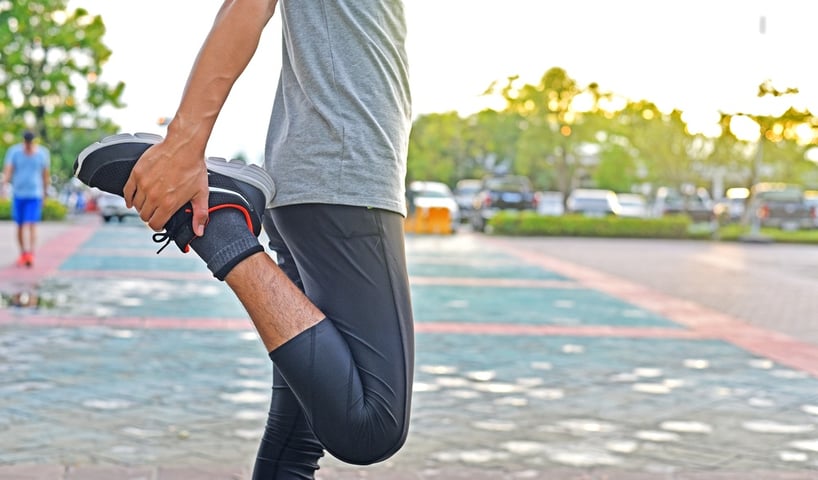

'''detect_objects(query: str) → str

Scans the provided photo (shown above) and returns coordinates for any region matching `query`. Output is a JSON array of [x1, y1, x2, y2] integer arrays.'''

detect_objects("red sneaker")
[[15, 253, 27, 267], [24, 252, 34, 267]]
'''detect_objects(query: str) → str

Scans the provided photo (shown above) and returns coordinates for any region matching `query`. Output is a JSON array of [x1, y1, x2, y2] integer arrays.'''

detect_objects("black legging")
[[253, 204, 415, 479]]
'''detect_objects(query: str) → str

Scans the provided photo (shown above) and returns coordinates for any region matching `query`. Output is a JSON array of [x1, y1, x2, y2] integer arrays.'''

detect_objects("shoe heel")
[[205, 157, 276, 207]]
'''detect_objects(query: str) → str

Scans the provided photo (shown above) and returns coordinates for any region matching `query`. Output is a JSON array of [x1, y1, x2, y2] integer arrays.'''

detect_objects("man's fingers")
[[191, 193, 209, 237], [139, 208, 160, 232], [123, 178, 135, 208]]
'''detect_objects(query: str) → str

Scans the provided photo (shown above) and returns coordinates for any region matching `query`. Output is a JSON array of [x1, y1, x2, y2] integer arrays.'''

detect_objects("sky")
[[67, 0, 818, 163]]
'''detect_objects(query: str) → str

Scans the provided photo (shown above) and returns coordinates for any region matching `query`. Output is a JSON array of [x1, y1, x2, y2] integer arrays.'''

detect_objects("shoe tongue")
[[172, 224, 197, 252], [159, 203, 197, 253]]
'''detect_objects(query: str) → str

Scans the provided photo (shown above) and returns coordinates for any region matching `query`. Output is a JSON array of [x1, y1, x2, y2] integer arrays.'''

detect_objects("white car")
[[536, 191, 565, 216], [616, 193, 648, 218], [95, 190, 139, 223], [408, 181, 461, 231], [453, 178, 482, 219], [566, 188, 621, 217]]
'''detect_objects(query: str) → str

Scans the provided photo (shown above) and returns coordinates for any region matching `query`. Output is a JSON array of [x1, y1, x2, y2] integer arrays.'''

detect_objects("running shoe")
[[74, 133, 275, 253], [74, 133, 163, 196]]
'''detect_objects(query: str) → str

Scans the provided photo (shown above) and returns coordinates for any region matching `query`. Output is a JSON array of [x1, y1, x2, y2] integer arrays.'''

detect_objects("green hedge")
[[488, 211, 695, 239], [0, 198, 68, 221], [716, 224, 818, 244]]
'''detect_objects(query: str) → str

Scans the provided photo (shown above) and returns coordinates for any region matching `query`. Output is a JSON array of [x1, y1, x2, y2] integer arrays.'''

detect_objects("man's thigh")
[[265, 204, 412, 328]]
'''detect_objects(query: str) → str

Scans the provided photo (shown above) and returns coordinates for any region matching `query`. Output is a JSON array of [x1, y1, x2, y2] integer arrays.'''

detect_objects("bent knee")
[[324, 425, 409, 465]]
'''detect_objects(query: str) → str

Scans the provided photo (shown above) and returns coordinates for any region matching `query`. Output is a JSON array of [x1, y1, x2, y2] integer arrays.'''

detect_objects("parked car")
[[651, 186, 713, 223], [748, 182, 815, 230], [566, 188, 621, 217], [95, 190, 139, 223], [712, 187, 749, 224], [470, 175, 538, 232], [536, 191, 565, 216], [616, 193, 648, 218], [805, 190, 818, 228], [407, 181, 461, 232], [453, 178, 482, 221]]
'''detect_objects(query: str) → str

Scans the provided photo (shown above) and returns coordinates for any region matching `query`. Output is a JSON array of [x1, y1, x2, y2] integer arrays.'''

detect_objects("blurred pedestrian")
[[2, 130, 51, 267], [74, 0, 413, 477]]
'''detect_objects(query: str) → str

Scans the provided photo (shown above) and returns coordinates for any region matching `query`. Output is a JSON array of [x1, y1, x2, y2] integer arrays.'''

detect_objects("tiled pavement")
[[2, 216, 818, 479]]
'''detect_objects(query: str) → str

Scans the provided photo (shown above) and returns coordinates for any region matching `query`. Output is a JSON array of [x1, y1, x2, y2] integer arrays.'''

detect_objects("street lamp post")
[[739, 15, 771, 243]]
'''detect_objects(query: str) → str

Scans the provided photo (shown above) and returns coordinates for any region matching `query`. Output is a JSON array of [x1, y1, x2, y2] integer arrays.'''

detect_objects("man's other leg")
[[252, 219, 323, 480]]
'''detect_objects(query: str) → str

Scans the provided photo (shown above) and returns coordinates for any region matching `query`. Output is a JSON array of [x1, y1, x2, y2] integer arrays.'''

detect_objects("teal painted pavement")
[[2, 223, 818, 477], [412, 285, 679, 328], [3, 327, 818, 473], [60, 224, 212, 274], [37, 275, 244, 320], [408, 255, 569, 280], [46, 223, 244, 319]]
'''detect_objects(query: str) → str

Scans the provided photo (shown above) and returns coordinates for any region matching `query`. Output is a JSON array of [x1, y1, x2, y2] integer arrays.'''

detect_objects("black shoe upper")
[[153, 161, 268, 253], [75, 133, 271, 255], [74, 134, 161, 196]]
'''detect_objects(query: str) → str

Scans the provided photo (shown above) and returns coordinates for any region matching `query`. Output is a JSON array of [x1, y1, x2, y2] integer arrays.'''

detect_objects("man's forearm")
[[168, 0, 278, 147]]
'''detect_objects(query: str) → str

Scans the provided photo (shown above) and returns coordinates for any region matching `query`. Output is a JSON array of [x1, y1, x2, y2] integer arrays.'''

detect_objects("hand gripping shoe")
[[74, 132, 275, 253]]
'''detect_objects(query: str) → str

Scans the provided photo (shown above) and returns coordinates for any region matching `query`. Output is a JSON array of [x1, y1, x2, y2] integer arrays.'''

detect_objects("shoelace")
[[152, 231, 173, 254], [152, 206, 196, 254], [149, 204, 252, 255]]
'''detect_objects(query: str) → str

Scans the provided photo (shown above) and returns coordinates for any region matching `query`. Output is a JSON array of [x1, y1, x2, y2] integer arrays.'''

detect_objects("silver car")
[[95, 190, 139, 223]]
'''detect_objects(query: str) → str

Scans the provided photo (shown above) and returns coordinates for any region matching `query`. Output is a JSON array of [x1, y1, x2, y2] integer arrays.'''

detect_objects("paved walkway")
[[2, 216, 818, 479]]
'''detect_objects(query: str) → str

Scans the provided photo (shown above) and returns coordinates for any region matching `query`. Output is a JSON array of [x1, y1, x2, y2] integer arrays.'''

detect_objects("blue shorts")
[[12, 197, 43, 225]]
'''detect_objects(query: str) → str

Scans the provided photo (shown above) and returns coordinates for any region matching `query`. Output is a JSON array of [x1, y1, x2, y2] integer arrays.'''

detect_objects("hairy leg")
[[225, 252, 324, 351], [26, 223, 36, 252]]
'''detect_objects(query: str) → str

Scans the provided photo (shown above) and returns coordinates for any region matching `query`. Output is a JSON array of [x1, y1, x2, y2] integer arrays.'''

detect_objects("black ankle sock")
[[189, 209, 263, 281]]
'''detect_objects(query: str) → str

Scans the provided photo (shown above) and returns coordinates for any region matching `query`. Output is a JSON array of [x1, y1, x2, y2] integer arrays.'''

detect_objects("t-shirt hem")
[[270, 195, 407, 217]]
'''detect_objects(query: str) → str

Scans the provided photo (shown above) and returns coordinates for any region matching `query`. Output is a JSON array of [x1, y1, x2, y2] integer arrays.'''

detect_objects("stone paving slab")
[[3, 465, 818, 479], [3, 220, 818, 478]]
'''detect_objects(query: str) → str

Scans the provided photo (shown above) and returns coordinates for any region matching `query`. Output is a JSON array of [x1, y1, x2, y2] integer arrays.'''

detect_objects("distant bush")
[[716, 223, 818, 244], [0, 198, 68, 221], [480, 210, 818, 244], [488, 211, 694, 239]]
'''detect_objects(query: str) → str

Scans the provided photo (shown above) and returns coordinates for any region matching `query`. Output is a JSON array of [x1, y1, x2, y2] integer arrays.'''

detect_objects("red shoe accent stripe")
[[208, 203, 254, 232], [182, 207, 194, 253], [171, 204, 254, 254]]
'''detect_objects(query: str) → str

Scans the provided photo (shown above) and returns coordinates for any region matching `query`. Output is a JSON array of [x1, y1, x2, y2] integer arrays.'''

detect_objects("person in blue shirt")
[[2, 130, 51, 267]]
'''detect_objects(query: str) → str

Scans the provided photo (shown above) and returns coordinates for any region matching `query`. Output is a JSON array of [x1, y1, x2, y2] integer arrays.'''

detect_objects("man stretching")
[[75, 0, 413, 477]]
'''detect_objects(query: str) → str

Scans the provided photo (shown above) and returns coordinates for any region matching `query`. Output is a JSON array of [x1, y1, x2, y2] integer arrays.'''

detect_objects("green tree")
[[594, 142, 638, 192], [697, 81, 817, 200], [748, 105, 814, 186], [608, 101, 698, 189], [0, 0, 124, 182], [464, 108, 523, 179], [407, 112, 465, 185], [498, 69, 576, 194], [700, 113, 753, 191], [406, 68, 818, 203], [494, 68, 612, 198]]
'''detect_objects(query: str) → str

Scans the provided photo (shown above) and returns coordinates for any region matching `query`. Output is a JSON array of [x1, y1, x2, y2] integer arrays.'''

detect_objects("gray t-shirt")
[[265, 0, 412, 216]]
